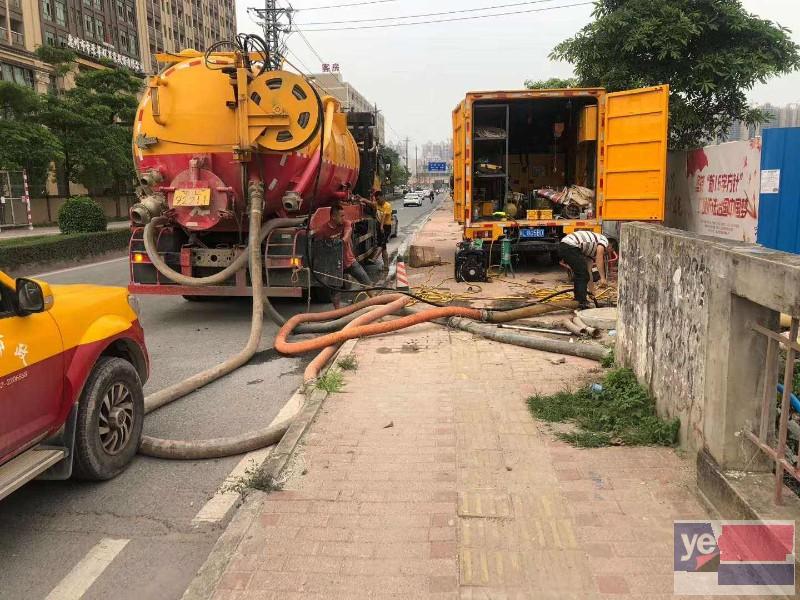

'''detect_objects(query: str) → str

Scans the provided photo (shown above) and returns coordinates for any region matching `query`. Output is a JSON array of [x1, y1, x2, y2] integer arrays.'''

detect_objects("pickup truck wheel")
[[72, 357, 144, 481]]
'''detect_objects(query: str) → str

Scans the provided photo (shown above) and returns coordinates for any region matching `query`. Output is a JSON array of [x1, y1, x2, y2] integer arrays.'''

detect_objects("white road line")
[[34, 257, 127, 278], [191, 390, 304, 525], [45, 537, 129, 600]]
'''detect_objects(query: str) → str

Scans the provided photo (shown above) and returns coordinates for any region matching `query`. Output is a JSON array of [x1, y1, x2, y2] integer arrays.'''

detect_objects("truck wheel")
[[72, 357, 144, 481]]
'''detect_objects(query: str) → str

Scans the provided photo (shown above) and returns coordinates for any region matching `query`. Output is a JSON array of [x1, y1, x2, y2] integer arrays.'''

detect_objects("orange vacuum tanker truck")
[[127, 40, 385, 301]]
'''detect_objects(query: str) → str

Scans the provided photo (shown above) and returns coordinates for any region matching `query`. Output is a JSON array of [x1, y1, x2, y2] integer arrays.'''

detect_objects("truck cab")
[[452, 85, 669, 254], [0, 271, 148, 500]]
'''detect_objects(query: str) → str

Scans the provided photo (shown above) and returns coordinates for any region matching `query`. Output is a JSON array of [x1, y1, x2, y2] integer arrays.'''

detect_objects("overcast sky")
[[236, 0, 800, 148]]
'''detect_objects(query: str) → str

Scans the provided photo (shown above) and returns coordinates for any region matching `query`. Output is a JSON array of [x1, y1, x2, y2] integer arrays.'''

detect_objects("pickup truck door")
[[0, 279, 64, 463], [599, 84, 670, 221]]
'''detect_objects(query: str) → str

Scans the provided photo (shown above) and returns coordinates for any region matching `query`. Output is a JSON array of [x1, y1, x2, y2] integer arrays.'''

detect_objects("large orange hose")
[[276, 297, 482, 355], [303, 296, 411, 382]]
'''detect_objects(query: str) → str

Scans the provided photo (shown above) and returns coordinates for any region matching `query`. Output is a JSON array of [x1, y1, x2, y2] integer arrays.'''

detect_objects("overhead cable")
[[301, 1, 593, 31]]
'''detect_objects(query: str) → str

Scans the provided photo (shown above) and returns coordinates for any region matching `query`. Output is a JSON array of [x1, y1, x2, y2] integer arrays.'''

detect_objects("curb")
[[181, 338, 359, 600], [387, 198, 443, 283]]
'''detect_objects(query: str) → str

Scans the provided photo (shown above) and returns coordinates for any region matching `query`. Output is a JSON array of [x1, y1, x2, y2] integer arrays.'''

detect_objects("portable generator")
[[455, 241, 489, 283]]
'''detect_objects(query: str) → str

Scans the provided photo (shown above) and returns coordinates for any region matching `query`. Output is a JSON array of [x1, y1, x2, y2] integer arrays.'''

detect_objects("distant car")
[[403, 192, 422, 207]]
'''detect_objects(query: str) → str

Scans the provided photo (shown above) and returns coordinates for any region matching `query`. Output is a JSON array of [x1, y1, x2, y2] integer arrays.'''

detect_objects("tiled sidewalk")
[[206, 202, 713, 599]]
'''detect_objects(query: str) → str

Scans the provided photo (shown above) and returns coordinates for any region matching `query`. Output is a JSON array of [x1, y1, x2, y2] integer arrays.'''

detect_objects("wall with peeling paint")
[[617, 224, 710, 451], [617, 223, 800, 468]]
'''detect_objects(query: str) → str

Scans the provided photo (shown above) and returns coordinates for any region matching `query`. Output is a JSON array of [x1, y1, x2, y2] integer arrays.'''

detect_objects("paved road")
[[0, 220, 131, 239], [0, 196, 440, 600]]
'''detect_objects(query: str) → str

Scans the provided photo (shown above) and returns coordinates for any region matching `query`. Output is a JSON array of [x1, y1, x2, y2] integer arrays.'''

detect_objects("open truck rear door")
[[600, 85, 669, 221], [452, 101, 466, 223]]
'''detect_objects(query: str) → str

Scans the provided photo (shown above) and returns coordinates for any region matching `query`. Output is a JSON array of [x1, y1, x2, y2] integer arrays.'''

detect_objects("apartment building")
[[0, 0, 236, 90]]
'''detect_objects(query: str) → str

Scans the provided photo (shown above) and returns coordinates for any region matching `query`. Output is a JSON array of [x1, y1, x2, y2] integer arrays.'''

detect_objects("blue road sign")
[[427, 161, 447, 173]]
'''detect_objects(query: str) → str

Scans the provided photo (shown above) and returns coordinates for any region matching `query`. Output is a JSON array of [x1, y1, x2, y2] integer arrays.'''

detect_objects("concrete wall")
[[617, 223, 800, 469]]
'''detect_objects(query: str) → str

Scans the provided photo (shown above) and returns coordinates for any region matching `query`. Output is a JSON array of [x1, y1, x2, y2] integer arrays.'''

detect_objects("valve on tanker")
[[139, 168, 164, 188], [282, 191, 303, 213], [130, 193, 166, 226]]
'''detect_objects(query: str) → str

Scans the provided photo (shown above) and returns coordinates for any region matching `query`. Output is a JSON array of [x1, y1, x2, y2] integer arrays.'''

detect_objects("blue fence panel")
[[758, 128, 800, 254]]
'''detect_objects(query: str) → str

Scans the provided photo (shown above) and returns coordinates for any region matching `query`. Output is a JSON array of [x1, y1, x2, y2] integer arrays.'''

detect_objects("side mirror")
[[16, 278, 54, 314]]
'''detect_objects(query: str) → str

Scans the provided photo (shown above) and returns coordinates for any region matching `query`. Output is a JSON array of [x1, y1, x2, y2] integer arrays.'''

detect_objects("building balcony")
[[10, 31, 23, 46]]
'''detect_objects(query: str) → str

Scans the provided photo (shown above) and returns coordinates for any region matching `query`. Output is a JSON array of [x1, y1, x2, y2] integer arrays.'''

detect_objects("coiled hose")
[[139, 184, 306, 459]]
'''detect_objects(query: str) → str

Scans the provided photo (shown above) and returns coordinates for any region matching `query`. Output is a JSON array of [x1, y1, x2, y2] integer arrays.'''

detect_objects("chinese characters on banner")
[[321, 63, 340, 73], [666, 139, 761, 243], [66, 34, 143, 72]]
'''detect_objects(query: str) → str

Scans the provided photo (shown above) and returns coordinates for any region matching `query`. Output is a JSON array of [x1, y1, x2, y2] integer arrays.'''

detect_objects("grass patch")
[[527, 368, 680, 448], [0, 229, 130, 270], [223, 464, 284, 495], [600, 348, 615, 369], [315, 368, 345, 393], [338, 354, 358, 371]]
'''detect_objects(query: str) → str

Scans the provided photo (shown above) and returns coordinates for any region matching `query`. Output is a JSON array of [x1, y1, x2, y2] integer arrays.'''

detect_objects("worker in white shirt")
[[557, 231, 609, 310]]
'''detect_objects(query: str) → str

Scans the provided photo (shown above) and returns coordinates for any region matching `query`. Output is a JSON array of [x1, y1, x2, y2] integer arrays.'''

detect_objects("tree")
[[38, 55, 142, 194], [379, 145, 410, 188], [0, 82, 63, 194], [524, 77, 578, 89], [550, 0, 800, 149]]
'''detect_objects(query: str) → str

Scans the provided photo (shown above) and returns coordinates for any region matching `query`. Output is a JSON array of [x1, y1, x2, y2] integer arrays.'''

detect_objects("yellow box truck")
[[452, 85, 669, 255]]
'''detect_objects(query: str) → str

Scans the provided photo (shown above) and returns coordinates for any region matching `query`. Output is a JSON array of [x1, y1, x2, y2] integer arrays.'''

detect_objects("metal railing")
[[745, 318, 800, 504]]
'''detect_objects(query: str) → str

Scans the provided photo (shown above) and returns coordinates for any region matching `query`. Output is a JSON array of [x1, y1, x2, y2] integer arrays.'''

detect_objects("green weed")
[[600, 348, 616, 369], [527, 368, 679, 448], [315, 368, 345, 393], [338, 354, 359, 371]]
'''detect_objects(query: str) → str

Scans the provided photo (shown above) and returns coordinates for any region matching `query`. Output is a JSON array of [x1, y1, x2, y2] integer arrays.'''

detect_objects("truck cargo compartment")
[[471, 96, 599, 223]]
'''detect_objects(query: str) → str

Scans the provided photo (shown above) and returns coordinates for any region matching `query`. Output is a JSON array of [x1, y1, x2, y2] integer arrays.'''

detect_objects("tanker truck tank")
[[132, 49, 360, 232]]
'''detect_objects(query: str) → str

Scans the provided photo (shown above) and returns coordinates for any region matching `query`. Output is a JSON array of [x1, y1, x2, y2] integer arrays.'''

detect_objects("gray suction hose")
[[447, 316, 611, 362], [143, 215, 281, 287], [139, 183, 305, 459]]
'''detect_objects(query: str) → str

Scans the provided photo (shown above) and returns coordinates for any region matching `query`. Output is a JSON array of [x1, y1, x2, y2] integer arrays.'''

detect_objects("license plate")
[[173, 188, 211, 207], [521, 228, 545, 238]]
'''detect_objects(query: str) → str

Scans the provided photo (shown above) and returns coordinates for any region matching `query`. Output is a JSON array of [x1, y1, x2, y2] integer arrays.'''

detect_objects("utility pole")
[[250, 0, 293, 70], [403, 137, 410, 171], [415, 145, 419, 186]]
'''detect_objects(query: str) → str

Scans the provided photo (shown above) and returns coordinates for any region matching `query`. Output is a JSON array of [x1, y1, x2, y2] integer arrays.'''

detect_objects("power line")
[[282, 0, 327, 66], [297, 0, 565, 26], [296, 0, 403, 11], [301, 1, 593, 31]]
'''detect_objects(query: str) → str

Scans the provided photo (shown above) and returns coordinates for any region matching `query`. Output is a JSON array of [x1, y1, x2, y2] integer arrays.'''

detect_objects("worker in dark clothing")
[[312, 202, 373, 308], [557, 231, 609, 310]]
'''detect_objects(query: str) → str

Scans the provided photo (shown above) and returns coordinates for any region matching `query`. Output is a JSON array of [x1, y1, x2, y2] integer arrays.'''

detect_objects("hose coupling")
[[130, 194, 166, 226]]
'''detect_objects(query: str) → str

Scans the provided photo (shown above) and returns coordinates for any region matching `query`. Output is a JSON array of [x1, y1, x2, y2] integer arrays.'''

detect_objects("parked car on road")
[[0, 271, 149, 500], [403, 192, 422, 207]]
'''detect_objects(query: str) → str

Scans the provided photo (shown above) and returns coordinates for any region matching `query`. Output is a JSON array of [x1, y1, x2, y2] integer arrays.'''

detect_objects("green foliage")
[[379, 146, 411, 188], [338, 354, 359, 371], [0, 229, 130, 270], [527, 368, 680, 447], [36, 54, 142, 194], [57, 196, 107, 233], [550, 0, 800, 149], [601, 348, 615, 368], [0, 83, 63, 194], [34, 46, 76, 77], [315, 368, 345, 393], [524, 77, 579, 89]]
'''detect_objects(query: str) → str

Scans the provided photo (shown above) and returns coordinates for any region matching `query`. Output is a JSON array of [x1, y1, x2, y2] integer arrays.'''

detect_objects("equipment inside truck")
[[471, 96, 599, 221]]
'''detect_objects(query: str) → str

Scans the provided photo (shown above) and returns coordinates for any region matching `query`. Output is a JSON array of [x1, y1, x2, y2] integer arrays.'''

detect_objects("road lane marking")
[[34, 257, 127, 278], [45, 537, 129, 600], [191, 390, 304, 525]]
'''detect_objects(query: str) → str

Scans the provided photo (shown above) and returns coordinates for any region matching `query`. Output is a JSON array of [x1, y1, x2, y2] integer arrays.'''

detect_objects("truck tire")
[[72, 357, 144, 481]]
